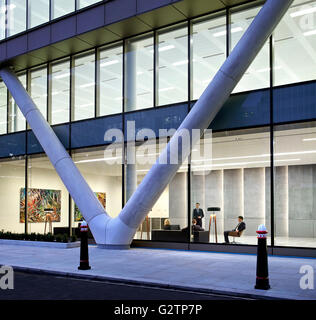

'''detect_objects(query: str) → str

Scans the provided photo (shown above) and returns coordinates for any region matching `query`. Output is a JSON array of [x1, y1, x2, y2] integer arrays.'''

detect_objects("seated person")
[[192, 219, 204, 232], [223, 216, 246, 244], [163, 219, 171, 230]]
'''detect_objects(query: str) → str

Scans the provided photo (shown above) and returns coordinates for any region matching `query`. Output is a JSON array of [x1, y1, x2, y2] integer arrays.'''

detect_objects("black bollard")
[[255, 224, 270, 290], [78, 221, 91, 270]]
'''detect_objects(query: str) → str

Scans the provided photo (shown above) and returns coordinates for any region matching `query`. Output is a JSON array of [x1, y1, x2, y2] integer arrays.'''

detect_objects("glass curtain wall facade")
[[0, 0, 102, 39], [0, 1, 316, 250]]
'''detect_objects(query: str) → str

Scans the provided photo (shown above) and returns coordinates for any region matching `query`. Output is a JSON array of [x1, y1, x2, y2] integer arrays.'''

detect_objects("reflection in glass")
[[231, 5, 269, 93], [274, 121, 316, 248], [73, 52, 95, 121], [28, 0, 49, 28], [7, 0, 27, 36], [8, 74, 26, 133], [51, 0, 75, 19], [192, 13, 226, 100], [99, 44, 123, 116], [30, 67, 47, 120], [157, 25, 188, 106], [125, 34, 154, 112], [50, 59, 70, 125], [0, 81, 7, 134]]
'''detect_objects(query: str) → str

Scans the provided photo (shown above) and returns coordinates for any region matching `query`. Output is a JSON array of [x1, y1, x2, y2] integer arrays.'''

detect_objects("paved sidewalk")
[[0, 244, 315, 300]]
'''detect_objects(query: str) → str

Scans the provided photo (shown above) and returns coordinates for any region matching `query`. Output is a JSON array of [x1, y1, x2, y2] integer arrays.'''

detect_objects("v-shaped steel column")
[[0, 0, 293, 248]]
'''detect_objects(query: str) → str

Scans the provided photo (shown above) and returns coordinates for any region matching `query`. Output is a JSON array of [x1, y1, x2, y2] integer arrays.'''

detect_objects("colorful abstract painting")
[[20, 188, 61, 223], [74, 192, 106, 222]]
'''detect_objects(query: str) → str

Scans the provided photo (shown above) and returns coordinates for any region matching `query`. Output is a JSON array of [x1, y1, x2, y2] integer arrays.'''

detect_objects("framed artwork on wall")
[[20, 188, 61, 223]]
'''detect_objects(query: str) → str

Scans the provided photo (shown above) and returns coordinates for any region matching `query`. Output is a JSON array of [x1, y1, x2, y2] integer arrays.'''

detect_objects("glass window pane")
[[274, 0, 316, 86], [9, 73, 26, 132], [30, 66, 47, 120], [52, 0, 75, 19], [28, 0, 49, 28], [125, 34, 154, 112], [128, 141, 188, 241], [98, 44, 123, 116], [0, 0, 6, 39], [190, 127, 271, 245], [7, 0, 27, 36], [231, 5, 269, 93], [72, 146, 123, 224], [73, 52, 95, 121], [27, 154, 69, 233], [77, 0, 100, 9], [50, 59, 70, 125], [192, 13, 226, 100], [0, 158, 26, 233], [274, 121, 316, 248], [158, 24, 188, 106], [0, 81, 7, 134]]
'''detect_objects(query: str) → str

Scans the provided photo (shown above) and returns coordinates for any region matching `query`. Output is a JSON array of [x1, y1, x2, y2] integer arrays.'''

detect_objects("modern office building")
[[0, 0, 315, 256]]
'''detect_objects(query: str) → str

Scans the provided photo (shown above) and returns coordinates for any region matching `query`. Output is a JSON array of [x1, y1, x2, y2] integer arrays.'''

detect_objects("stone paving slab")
[[0, 244, 315, 300]]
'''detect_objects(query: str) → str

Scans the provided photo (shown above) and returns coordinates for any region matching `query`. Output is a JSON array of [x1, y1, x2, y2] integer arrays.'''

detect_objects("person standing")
[[193, 203, 204, 228]]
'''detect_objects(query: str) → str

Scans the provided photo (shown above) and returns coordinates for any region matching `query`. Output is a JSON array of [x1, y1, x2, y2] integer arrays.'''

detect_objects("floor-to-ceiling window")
[[50, 59, 71, 125], [51, 0, 75, 19], [77, 0, 99, 9], [8, 73, 27, 133], [273, 122, 316, 248], [73, 52, 95, 121], [28, 0, 49, 28], [192, 12, 226, 101], [7, 0, 27, 36], [157, 24, 188, 106], [0, 0, 6, 40], [190, 127, 271, 245], [125, 33, 154, 112], [230, 4, 270, 93], [274, 0, 316, 86], [0, 81, 7, 135], [98, 43, 123, 116], [0, 157, 26, 233], [30, 66, 48, 120]]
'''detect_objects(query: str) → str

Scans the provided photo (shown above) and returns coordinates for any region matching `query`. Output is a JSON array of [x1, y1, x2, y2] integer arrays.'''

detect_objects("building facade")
[[0, 0, 316, 256]]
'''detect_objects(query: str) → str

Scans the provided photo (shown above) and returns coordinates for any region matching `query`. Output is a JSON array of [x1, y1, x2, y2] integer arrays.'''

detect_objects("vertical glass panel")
[[231, 5, 269, 93], [30, 66, 47, 120], [274, 0, 316, 86], [192, 13, 226, 100], [127, 140, 188, 241], [27, 155, 69, 234], [0, 0, 6, 40], [7, 0, 27, 36], [72, 146, 123, 226], [0, 81, 7, 134], [28, 0, 49, 28], [51, 0, 75, 19], [73, 52, 95, 121], [274, 121, 316, 248], [98, 44, 123, 116], [0, 157, 26, 233], [50, 59, 70, 125], [8, 73, 26, 133], [190, 127, 271, 245], [125, 34, 154, 112], [77, 0, 99, 9], [157, 24, 188, 106]]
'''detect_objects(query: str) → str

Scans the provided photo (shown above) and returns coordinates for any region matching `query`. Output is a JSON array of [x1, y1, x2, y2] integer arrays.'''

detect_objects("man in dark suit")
[[193, 203, 204, 228], [192, 219, 204, 232], [224, 216, 246, 244]]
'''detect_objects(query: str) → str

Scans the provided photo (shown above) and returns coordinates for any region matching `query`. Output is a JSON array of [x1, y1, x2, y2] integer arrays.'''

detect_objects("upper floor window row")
[[0, 0, 102, 38]]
